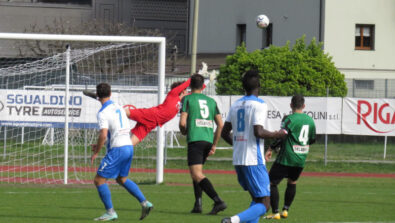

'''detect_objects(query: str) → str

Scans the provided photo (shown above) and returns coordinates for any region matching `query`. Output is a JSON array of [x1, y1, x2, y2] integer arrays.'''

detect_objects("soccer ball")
[[256, 14, 270, 29]]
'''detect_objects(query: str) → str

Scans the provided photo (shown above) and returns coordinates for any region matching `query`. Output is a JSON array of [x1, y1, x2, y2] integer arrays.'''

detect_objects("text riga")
[[357, 100, 395, 125]]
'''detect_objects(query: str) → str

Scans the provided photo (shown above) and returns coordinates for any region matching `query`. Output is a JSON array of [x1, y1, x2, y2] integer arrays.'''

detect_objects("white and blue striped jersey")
[[225, 95, 268, 166], [97, 100, 132, 149]]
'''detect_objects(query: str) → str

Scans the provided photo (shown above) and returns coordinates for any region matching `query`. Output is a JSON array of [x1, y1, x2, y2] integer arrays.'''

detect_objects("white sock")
[[230, 215, 240, 223], [107, 208, 115, 214]]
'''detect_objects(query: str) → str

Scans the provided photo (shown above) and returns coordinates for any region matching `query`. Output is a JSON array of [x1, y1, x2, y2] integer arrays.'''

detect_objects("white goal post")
[[0, 33, 166, 184]]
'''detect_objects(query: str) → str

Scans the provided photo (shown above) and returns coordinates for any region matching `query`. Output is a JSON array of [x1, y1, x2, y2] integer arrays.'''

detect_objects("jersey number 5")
[[299, 125, 309, 145], [198, 100, 209, 118]]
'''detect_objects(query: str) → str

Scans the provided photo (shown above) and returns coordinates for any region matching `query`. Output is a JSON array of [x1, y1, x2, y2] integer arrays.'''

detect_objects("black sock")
[[284, 183, 296, 210], [193, 181, 202, 204], [270, 184, 279, 213], [198, 178, 221, 203]]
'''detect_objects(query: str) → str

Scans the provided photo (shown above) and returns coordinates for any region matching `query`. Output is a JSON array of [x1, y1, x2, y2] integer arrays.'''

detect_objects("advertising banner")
[[263, 96, 342, 134], [0, 90, 98, 128], [2, 89, 392, 136], [342, 98, 395, 136]]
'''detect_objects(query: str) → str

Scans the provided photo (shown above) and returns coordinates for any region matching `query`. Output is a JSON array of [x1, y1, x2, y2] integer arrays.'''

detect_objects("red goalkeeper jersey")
[[153, 78, 191, 126], [128, 79, 191, 140]]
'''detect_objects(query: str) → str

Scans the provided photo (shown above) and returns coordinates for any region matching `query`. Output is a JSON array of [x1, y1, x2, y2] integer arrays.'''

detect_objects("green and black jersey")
[[275, 113, 316, 167], [181, 93, 220, 143]]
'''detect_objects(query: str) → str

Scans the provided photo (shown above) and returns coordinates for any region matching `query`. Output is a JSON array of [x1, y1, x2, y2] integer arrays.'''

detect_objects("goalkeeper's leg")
[[82, 89, 98, 100], [130, 123, 155, 146]]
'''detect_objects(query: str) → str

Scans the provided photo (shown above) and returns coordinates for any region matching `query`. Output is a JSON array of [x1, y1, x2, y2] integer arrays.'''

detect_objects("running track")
[[0, 165, 394, 184]]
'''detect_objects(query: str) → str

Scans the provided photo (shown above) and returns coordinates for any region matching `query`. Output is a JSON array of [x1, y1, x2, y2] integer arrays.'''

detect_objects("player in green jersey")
[[179, 74, 226, 215], [264, 94, 316, 220]]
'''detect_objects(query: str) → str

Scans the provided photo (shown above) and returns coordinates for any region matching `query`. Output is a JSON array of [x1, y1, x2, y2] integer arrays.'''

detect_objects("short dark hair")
[[242, 69, 260, 93], [190, 73, 204, 90], [96, 83, 111, 99], [291, 94, 305, 109]]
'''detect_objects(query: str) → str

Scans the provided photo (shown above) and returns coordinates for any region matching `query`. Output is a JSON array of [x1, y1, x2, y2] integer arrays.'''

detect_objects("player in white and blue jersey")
[[221, 70, 286, 223], [92, 83, 153, 221]]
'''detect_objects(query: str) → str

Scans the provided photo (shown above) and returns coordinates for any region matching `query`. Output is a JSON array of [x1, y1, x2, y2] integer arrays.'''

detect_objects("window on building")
[[355, 80, 374, 90], [36, 0, 92, 5], [262, 23, 273, 48], [355, 24, 374, 50], [236, 24, 246, 46]]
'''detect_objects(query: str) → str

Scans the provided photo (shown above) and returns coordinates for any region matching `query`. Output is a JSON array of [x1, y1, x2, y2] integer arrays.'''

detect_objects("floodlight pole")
[[190, 0, 199, 75]]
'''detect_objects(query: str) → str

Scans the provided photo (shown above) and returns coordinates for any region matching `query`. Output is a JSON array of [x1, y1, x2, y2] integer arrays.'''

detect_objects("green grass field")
[[1, 135, 395, 222], [0, 172, 394, 223]]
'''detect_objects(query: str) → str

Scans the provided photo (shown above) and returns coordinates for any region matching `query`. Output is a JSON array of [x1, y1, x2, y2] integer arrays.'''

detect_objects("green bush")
[[216, 36, 348, 96]]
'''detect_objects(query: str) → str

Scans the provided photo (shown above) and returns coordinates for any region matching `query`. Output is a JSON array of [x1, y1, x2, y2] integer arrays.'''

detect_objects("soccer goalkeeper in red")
[[124, 79, 190, 145], [83, 78, 193, 145]]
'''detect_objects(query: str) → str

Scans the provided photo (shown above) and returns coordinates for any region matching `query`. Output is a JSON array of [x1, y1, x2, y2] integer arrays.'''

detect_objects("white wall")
[[324, 0, 395, 78], [191, 0, 321, 53]]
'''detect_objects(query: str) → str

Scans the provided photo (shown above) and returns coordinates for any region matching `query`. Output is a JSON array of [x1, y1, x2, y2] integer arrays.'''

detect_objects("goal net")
[[0, 33, 166, 184]]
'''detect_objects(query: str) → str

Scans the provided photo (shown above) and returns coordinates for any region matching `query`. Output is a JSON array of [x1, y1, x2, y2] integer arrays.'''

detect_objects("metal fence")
[[165, 76, 395, 164], [345, 78, 395, 98]]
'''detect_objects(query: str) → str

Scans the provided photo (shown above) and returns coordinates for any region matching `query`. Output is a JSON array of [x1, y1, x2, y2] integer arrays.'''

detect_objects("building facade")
[[0, 0, 394, 97], [323, 0, 395, 97]]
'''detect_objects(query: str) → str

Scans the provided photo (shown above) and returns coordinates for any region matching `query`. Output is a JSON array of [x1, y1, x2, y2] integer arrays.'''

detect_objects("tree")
[[215, 36, 348, 97]]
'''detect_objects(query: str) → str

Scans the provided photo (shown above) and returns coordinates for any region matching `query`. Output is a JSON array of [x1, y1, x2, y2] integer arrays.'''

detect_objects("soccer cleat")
[[139, 201, 153, 220], [94, 212, 118, 221], [281, 210, 288, 218], [83, 90, 97, 100], [190, 199, 202, 213], [221, 217, 232, 223], [264, 213, 281, 220], [208, 201, 227, 215], [190, 205, 202, 213]]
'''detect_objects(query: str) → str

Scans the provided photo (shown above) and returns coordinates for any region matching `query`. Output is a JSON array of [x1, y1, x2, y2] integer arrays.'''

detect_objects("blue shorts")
[[97, 145, 133, 179], [235, 165, 270, 198]]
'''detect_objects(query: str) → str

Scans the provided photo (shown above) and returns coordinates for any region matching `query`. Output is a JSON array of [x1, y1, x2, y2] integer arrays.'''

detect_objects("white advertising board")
[[342, 98, 395, 136], [263, 96, 342, 134], [1, 89, 392, 136]]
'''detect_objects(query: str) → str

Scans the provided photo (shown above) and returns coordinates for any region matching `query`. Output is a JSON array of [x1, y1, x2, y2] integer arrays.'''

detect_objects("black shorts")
[[187, 141, 212, 166], [269, 162, 304, 185]]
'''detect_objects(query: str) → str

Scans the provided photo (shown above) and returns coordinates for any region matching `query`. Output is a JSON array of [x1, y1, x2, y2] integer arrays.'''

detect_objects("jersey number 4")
[[299, 125, 309, 145]]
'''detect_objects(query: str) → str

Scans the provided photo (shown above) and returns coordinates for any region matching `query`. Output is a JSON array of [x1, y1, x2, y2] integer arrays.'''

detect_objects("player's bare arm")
[[265, 147, 273, 161], [221, 121, 233, 146], [124, 107, 130, 118], [209, 114, 224, 156], [91, 128, 108, 165], [254, 125, 287, 139], [179, 111, 188, 135]]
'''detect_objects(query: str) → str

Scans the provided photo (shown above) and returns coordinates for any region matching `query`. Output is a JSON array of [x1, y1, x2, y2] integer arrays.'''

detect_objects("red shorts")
[[128, 107, 158, 141]]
